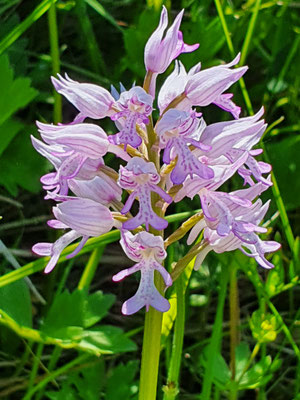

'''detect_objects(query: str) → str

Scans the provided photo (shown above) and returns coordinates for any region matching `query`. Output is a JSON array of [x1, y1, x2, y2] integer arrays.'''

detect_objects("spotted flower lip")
[[109, 86, 153, 149], [32, 198, 114, 273], [119, 157, 172, 231], [144, 6, 199, 75], [112, 230, 172, 315], [51, 73, 115, 122]]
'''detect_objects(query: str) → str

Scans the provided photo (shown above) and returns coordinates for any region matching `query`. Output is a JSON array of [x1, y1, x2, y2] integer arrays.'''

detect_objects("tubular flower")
[[32, 198, 114, 273], [109, 87, 153, 149], [119, 157, 172, 230], [112, 230, 172, 315], [51, 74, 115, 122]]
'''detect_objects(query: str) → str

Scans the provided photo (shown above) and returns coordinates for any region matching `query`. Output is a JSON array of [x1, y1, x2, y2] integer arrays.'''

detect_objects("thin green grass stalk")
[[78, 246, 105, 290], [85, 0, 123, 32], [200, 266, 229, 400], [23, 353, 90, 400], [75, 0, 107, 75], [213, 0, 253, 113], [24, 342, 44, 399], [240, 0, 261, 65], [0, 0, 57, 55], [48, 1, 62, 123], [14, 340, 33, 377], [229, 265, 239, 400], [35, 346, 62, 400], [163, 274, 185, 400]]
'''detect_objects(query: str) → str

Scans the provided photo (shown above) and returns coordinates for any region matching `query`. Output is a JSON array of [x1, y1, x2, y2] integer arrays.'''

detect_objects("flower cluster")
[[32, 6, 280, 315]]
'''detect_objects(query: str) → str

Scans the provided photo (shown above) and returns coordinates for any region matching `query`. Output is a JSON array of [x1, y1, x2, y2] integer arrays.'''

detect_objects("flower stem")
[[139, 273, 164, 400], [163, 274, 185, 400]]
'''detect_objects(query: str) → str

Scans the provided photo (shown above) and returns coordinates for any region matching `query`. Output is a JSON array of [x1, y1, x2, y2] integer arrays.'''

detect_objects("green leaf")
[[106, 360, 139, 400], [0, 279, 32, 327], [0, 118, 23, 157], [80, 326, 137, 354], [238, 356, 273, 389], [199, 346, 231, 389], [0, 54, 37, 126], [235, 342, 251, 379], [42, 289, 115, 336]]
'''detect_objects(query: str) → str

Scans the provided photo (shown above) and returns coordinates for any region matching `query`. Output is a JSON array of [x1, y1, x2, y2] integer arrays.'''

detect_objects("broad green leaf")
[[199, 346, 231, 389], [0, 279, 32, 327], [106, 360, 139, 400], [42, 289, 115, 335], [0, 54, 37, 126], [79, 326, 137, 354], [238, 356, 273, 390], [0, 118, 23, 157], [235, 342, 251, 379]]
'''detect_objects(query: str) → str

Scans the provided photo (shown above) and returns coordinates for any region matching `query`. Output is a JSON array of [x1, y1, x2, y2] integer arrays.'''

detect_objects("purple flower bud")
[[51, 74, 115, 121], [112, 230, 172, 315], [144, 6, 199, 74]]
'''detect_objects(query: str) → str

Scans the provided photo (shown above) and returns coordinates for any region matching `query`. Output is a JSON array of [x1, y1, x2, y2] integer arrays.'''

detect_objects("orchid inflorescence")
[[32, 6, 280, 315]]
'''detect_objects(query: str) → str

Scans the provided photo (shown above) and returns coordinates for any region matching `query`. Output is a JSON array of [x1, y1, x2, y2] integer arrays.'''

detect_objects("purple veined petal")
[[213, 93, 241, 119], [239, 243, 275, 269], [112, 263, 142, 282], [51, 74, 115, 120], [170, 140, 214, 184], [250, 148, 263, 156], [122, 211, 168, 231], [32, 242, 52, 256], [245, 156, 273, 186], [257, 161, 272, 173], [194, 245, 212, 271], [187, 220, 206, 245], [108, 143, 131, 162], [47, 219, 68, 229], [31, 136, 62, 170], [152, 260, 172, 287], [176, 31, 199, 55], [121, 191, 137, 214], [199, 192, 217, 221], [69, 174, 122, 206], [53, 198, 114, 237], [185, 60, 248, 107], [148, 183, 172, 204], [59, 152, 87, 178], [66, 235, 89, 259]]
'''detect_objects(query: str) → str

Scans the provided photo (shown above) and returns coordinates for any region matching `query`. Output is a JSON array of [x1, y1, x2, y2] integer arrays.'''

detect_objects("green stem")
[[139, 274, 164, 400], [240, 0, 261, 65], [48, 0, 62, 123], [25, 342, 44, 399], [35, 346, 62, 400], [75, 0, 106, 75], [78, 246, 105, 290], [163, 274, 185, 400], [229, 265, 239, 400], [200, 266, 229, 400]]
